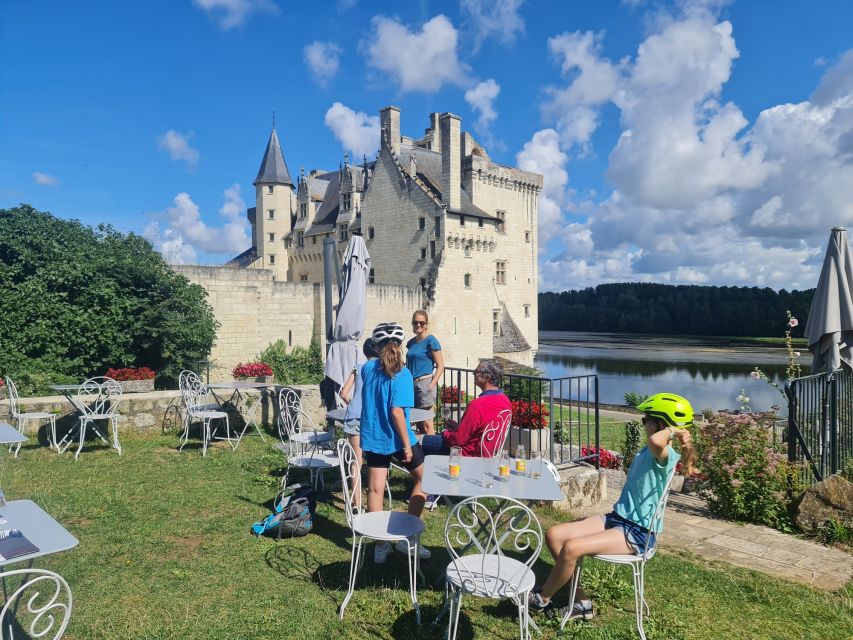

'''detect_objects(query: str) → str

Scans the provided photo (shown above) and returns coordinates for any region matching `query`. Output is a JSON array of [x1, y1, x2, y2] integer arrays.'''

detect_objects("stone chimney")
[[430, 112, 441, 152], [380, 105, 401, 155], [440, 112, 461, 211]]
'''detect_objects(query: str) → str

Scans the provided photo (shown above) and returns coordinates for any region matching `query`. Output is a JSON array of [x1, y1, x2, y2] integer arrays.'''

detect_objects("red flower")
[[580, 445, 621, 470], [511, 400, 549, 430], [105, 367, 156, 381], [440, 386, 462, 404], [232, 362, 273, 379]]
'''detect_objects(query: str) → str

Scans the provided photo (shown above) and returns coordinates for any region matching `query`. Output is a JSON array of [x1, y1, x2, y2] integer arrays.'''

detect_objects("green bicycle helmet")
[[636, 393, 694, 427]]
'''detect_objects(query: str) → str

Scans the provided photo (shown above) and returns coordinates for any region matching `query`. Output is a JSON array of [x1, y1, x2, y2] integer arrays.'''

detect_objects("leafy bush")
[[259, 335, 323, 385], [501, 365, 546, 402], [231, 362, 273, 379], [623, 420, 642, 470], [105, 367, 156, 381], [624, 391, 649, 408], [581, 445, 622, 469], [0, 205, 217, 395], [696, 410, 806, 530], [439, 385, 463, 404], [818, 518, 853, 546], [510, 399, 549, 429]]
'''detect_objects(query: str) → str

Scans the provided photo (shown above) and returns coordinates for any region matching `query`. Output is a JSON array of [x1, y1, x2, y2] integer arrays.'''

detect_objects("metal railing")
[[785, 368, 852, 484], [439, 367, 600, 468]]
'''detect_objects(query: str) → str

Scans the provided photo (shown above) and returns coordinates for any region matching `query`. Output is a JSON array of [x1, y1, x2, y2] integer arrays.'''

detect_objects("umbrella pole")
[[323, 237, 337, 344]]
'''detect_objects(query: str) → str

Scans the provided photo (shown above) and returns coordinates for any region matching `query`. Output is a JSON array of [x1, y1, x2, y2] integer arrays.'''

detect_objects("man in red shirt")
[[422, 360, 512, 458]]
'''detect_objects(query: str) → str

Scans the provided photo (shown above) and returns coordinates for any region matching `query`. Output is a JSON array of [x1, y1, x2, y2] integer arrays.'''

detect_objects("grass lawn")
[[1, 434, 850, 639]]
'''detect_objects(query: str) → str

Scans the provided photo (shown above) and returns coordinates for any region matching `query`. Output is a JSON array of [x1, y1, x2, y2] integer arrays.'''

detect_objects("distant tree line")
[[539, 283, 814, 338]]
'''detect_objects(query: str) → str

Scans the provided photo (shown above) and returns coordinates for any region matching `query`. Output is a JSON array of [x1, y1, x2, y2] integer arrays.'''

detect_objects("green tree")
[[0, 205, 218, 393]]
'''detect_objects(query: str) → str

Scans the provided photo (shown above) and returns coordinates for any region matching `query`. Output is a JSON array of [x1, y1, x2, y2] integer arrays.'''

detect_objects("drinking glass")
[[448, 446, 462, 480], [498, 452, 511, 482], [515, 444, 527, 474], [481, 456, 494, 488], [530, 452, 543, 479]]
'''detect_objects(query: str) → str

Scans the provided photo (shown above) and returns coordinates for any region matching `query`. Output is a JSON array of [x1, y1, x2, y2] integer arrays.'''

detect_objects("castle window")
[[368, 226, 375, 239], [300, 273, 308, 282], [299, 203, 307, 218], [493, 309, 500, 336], [459, 215, 466, 227], [525, 230, 531, 243], [312, 236, 317, 245], [368, 268, 375, 284], [524, 304, 531, 318], [430, 240, 436, 259], [297, 232, 304, 247], [420, 277, 427, 292], [420, 247, 427, 260], [464, 243, 471, 258], [496, 261, 506, 285], [268, 186, 274, 194], [496, 210, 506, 233], [478, 218, 484, 228], [338, 224, 348, 241], [268, 233, 275, 242], [268, 254, 276, 265], [343, 193, 352, 211], [268, 209, 275, 219], [434, 217, 441, 237], [418, 217, 426, 231], [464, 273, 471, 288]]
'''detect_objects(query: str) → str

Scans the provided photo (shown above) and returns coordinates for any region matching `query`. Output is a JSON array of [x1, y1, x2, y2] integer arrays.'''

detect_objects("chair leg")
[[179, 413, 189, 451], [112, 416, 122, 455], [633, 563, 646, 640], [447, 586, 464, 640], [561, 557, 585, 630], [202, 418, 210, 457], [340, 536, 364, 619], [406, 537, 421, 625], [74, 418, 87, 461], [49, 416, 58, 452], [13, 417, 25, 458]]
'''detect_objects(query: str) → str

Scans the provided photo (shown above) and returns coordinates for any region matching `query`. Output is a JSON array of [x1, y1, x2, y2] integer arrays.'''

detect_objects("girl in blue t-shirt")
[[529, 393, 696, 621], [405, 309, 444, 435]]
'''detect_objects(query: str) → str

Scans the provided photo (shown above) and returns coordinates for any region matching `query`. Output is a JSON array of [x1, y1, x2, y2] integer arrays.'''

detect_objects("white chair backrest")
[[77, 377, 121, 416], [479, 409, 512, 457], [0, 568, 72, 639], [277, 387, 318, 453], [637, 465, 678, 560], [337, 439, 360, 529], [178, 370, 208, 410], [4, 377, 21, 418], [445, 496, 542, 598], [542, 459, 560, 482]]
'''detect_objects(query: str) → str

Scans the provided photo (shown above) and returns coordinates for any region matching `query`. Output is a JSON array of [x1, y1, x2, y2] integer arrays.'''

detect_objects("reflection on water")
[[534, 331, 811, 413]]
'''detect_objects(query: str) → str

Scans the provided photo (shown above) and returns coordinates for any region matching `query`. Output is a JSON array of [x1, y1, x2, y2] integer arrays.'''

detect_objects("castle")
[[180, 106, 542, 372]]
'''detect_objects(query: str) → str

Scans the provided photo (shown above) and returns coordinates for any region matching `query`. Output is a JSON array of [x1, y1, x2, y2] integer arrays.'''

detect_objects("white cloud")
[[530, 11, 853, 292], [192, 0, 278, 30], [516, 129, 570, 250], [158, 130, 200, 169], [144, 185, 251, 264], [363, 15, 468, 93], [324, 102, 380, 158], [460, 0, 525, 51], [304, 41, 342, 86], [32, 172, 58, 186], [464, 79, 500, 139]]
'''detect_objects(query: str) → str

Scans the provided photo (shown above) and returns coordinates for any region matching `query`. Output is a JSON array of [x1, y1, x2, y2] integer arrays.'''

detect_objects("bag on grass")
[[251, 483, 317, 538]]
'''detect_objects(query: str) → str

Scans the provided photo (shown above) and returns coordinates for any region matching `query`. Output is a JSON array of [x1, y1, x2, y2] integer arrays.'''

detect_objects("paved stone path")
[[579, 484, 853, 591]]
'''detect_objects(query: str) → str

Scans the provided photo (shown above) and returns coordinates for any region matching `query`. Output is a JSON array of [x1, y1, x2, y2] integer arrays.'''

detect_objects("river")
[[534, 331, 812, 413]]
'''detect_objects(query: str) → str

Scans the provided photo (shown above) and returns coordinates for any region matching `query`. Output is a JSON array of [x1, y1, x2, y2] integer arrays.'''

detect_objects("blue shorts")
[[343, 418, 360, 436], [601, 511, 655, 556]]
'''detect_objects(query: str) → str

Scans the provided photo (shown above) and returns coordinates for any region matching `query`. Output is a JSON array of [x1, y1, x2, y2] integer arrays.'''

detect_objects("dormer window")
[[339, 224, 348, 241], [297, 232, 304, 247], [342, 193, 352, 211], [299, 203, 307, 219]]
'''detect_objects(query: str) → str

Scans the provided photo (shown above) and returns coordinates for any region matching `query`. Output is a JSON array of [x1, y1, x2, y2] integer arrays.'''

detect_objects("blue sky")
[[1, 0, 851, 289]]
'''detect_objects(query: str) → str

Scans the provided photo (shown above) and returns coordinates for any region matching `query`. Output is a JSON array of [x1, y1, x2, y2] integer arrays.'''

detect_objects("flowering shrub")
[[439, 385, 462, 404], [752, 310, 803, 400], [696, 410, 805, 530], [105, 367, 156, 381], [232, 362, 273, 379], [581, 445, 621, 469], [511, 400, 549, 429]]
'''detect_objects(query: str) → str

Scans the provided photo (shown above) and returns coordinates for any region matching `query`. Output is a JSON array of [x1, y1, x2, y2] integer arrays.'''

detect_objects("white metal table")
[[0, 424, 27, 446], [0, 501, 79, 569], [207, 381, 271, 445]]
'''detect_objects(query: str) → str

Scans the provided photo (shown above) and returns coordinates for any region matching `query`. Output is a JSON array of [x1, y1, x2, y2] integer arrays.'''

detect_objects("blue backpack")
[[251, 483, 317, 539]]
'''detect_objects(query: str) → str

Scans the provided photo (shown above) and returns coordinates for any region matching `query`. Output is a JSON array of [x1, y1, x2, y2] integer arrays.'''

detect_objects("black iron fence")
[[439, 367, 600, 468], [785, 368, 852, 484]]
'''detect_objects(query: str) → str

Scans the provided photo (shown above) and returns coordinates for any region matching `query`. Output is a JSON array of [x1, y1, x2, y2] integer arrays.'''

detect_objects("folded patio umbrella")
[[323, 236, 371, 391], [805, 227, 853, 374]]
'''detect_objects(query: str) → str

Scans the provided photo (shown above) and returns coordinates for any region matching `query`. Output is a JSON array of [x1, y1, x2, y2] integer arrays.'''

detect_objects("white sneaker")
[[396, 540, 431, 560], [374, 542, 391, 564]]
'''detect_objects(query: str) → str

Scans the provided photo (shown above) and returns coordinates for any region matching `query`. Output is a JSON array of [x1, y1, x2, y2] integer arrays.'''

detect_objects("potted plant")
[[507, 399, 551, 456], [105, 367, 156, 393], [232, 362, 274, 383]]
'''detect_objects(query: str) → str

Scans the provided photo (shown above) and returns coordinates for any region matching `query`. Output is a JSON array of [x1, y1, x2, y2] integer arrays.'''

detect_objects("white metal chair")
[[0, 568, 72, 639], [276, 388, 336, 492], [57, 377, 122, 461], [562, 467, 678, 639], [178, 370, 232, 457], [4, 377, 56, 457], [479, 408, 512, 457], [443, 496, 543, 640], [337, 439, 424, 624]]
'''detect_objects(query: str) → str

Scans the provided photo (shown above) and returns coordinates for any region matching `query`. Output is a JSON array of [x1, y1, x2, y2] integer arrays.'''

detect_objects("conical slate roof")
[[253, 129, 293, 186]]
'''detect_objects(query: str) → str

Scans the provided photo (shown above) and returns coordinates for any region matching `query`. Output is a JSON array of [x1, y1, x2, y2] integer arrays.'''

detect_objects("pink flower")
[[788, 318, 799, 328], [750, 371, 761, 380]]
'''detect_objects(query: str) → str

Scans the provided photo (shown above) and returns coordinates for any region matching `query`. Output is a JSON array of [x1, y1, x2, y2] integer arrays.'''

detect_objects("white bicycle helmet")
[[372, 322, 405, 345]]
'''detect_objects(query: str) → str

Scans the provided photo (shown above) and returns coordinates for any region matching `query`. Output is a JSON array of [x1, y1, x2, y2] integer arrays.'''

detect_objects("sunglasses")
[[641, 416, 656, 427], [412, 320, 426, 326]]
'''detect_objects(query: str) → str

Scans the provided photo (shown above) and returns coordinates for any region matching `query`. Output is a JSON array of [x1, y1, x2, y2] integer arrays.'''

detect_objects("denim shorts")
[[601, 511, 655, 556], [343, 418, 360, 436]]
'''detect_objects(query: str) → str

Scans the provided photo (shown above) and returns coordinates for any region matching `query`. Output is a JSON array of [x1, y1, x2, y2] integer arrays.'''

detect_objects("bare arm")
[[390, 407, 413, 462], [648, 427, 692, 463], [340, 370, 356, 404], [430, 349, 444, 389]]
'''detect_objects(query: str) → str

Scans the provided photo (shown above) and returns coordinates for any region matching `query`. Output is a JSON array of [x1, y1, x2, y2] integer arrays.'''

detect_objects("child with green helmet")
[[529, 392, 695, 621]]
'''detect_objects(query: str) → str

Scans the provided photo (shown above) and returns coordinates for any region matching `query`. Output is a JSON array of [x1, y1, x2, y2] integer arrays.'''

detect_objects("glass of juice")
[[449, 446, 462, 480], [498, 452, 511, 481]]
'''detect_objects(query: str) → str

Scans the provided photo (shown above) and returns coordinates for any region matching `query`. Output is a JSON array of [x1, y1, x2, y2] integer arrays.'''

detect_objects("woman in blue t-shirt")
[[405, 309, 444, 435], [528, 393, 696, 621]]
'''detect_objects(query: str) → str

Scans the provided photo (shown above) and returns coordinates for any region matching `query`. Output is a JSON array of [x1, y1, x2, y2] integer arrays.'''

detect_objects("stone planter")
[[507, 426, 551, 456], [118, 379, 155, 393], [236, 376, 274, 384]]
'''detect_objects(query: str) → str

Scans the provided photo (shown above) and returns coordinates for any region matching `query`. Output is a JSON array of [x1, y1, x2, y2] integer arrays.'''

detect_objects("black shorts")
[[364, 442, 425, 471]]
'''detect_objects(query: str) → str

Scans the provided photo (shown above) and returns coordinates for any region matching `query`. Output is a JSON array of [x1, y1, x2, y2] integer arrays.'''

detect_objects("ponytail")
[[379, 341, 404, 377]]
